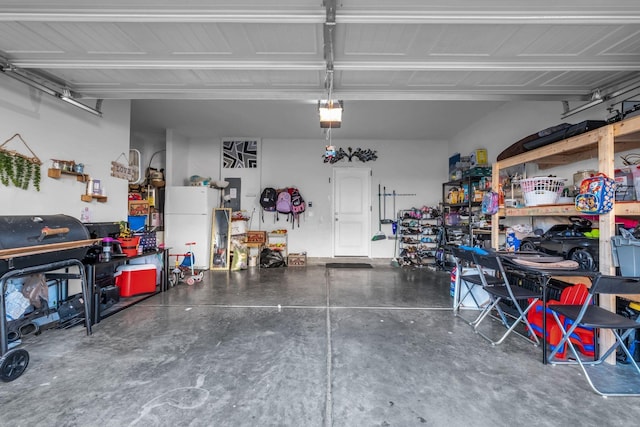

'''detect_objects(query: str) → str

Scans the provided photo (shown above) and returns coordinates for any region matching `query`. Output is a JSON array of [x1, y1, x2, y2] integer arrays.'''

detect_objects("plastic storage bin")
[[114, 264, 157, 297], [612, 236, 640, 276]]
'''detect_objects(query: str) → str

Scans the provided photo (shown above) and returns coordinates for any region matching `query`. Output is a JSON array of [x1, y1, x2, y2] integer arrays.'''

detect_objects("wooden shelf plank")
[[81, 194, 108, 203], [504, 204, 577, 216], [48, 168, 89, 182], [615, 202, 640, 216], [503, 202, 640, 217]]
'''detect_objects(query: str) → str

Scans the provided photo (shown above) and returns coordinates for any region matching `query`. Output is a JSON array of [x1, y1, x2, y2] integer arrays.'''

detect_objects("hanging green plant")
[[0, 134, 43, 192]]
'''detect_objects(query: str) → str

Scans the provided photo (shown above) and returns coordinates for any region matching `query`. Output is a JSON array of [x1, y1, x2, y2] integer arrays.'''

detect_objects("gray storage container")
[[612, 236, 640, 276]]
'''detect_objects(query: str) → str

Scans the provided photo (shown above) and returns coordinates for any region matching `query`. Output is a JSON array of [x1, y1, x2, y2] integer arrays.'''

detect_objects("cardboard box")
[[288, 253, 306, 267], [114, 264, 156, 297], [231, 220, 247, 236]]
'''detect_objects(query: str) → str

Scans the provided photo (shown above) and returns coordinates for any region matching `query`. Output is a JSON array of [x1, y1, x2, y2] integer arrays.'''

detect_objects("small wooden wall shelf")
[[48, 168, 89, 182], [81, 194, 107, 203]]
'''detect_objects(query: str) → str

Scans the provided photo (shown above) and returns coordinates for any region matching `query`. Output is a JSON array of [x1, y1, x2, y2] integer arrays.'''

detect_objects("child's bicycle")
[[168, 242, 204, 286]]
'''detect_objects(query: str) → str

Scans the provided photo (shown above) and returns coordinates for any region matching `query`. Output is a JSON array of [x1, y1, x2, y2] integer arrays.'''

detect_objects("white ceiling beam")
[[337, 11, 640, 25], [72, 87, 588, 102], [0, 9, 325, 23], [336, 61, 640, 72], [2, 8, 640, 24], [10, 59, 639, 72], [10, 60, 326, 71]]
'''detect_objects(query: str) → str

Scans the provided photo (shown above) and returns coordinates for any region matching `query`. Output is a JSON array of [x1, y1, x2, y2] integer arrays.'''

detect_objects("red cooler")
[[114, 264, 157, 297]]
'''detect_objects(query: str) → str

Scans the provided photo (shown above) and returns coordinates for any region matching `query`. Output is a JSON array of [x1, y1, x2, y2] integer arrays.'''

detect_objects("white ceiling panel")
[[541, 70, 636, 88], [430, 25, 515, 56], [0, 0, 639, 139], [145, 23, 232, 55], [474, 71, 545, 87], [0, 22, 67, 53], [342, 24, 420, 56], [520, 25, 624, 56], [245, 24, 320, 55], [407, 71, 468, 87], [601, 29, 640, 56]]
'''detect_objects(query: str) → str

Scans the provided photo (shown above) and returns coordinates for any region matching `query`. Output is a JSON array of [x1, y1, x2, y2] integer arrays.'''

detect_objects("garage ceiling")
[[1, 0, 640, 140]]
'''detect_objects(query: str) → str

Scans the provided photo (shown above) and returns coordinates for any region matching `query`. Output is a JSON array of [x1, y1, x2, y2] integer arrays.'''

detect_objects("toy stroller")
[[169, 242, 204, 286]]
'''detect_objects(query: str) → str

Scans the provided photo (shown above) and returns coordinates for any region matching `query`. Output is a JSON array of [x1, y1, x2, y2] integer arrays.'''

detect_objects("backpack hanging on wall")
[[260, 187, 277, 222], [289, 187, 306, 228], [276, 189, 293, 217], [275, 189, 293, 224], [290, 188, 305, 214]]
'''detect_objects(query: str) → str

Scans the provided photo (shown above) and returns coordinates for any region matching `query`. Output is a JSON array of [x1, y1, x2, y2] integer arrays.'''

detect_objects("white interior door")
[[333, 168, 371, 257]]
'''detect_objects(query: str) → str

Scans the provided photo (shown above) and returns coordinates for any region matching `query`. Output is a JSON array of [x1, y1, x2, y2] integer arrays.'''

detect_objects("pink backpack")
[[290, 187, 305, 214]]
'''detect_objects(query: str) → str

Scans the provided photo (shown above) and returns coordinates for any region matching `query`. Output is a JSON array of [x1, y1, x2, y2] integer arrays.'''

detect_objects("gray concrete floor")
[[2, 260, 640, 426]]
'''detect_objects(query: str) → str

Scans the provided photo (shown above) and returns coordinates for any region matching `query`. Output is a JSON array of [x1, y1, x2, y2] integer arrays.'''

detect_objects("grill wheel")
[[0, 348, 29, 382]]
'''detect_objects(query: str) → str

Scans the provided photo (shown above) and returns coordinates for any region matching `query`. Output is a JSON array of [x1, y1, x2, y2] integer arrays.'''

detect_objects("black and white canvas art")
[[223, 139, 258, 168]]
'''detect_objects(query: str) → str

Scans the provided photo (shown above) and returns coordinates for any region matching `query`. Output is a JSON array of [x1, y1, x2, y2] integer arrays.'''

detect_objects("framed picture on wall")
[[222, 139, 258, 168]]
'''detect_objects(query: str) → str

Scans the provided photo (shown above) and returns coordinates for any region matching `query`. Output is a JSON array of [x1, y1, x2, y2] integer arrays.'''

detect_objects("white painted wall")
[[166, 130, 190, 186], [158, 134, 448, 258], [449, 100, 612, 170], [0, 78, 131, 223], [130, 131, 166, 185]]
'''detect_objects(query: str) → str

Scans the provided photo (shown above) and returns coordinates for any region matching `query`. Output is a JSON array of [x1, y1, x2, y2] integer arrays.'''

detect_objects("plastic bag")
[[6, 292, 30, 320], [259, 248, 286, 268], [21, 273, 48, 309], [231, 244, 248, 271]]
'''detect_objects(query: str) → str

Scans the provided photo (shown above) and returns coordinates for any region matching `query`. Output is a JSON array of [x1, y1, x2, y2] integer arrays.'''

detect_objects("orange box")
[[114, 264, 156, 297], [128, 200, 150, 216], [245, 231, 267, 244]]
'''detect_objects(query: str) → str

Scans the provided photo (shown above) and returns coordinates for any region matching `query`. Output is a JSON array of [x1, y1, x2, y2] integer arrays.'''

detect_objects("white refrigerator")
[[164, 186, 218, 270]]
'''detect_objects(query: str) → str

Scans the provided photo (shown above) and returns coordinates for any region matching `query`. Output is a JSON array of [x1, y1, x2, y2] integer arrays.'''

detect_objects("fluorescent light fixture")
[[319, 100, 343, 128]]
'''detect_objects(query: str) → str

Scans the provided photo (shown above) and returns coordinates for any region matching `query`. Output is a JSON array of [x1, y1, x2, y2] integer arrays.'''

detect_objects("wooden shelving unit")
[[491, 114, 640, 360], [491, 114, 640, 253], [47, 168, 89, 182]]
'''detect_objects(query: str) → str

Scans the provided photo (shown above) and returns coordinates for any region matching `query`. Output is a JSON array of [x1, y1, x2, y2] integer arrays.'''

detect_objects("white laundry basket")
[[519, 177, 566, 206]]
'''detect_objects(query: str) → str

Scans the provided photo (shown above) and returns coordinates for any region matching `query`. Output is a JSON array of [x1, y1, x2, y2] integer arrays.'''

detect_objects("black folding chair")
[[451, 247, 501, 324], [548, 275, 640, 396], [472, 253, 541, 346]]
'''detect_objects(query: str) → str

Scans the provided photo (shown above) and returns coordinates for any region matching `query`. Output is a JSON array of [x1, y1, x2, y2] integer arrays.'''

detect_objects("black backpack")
[[260, 187, 277, 211], [260, 187, 277, 222]]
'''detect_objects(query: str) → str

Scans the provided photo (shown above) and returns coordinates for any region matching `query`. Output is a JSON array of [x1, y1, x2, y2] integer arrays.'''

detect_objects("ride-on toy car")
[[518, 216, 599, 271]]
